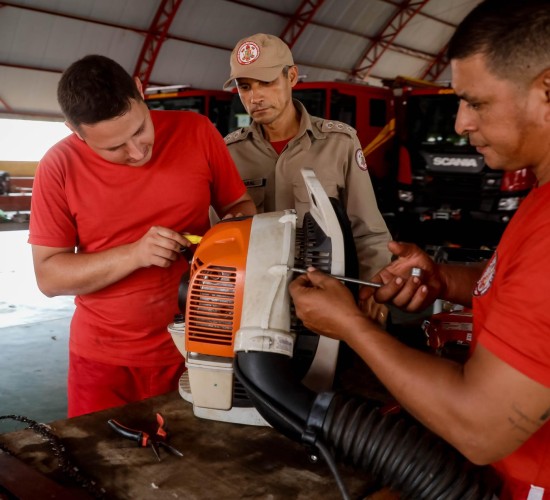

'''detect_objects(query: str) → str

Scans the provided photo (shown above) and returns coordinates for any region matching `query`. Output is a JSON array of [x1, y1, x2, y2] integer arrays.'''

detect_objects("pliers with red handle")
[[107, 412, 184, 461]]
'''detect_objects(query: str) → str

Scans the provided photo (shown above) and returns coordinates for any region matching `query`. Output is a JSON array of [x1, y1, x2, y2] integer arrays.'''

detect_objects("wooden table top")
[[0, 389, 398, 500]]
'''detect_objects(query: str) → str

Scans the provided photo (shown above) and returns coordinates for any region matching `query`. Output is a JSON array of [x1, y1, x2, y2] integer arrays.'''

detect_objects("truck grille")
[[417, 171, 497, 211]]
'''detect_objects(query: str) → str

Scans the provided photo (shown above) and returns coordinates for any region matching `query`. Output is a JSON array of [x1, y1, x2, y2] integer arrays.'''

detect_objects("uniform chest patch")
[[237, 41, 260, 65], [473, 251, 497, 296], [355, 149, 367, 171]]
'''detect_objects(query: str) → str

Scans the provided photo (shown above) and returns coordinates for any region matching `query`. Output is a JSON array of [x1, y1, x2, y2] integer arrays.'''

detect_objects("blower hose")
[[313, 393, 500, 500], [234, 352, 500, 500], [233, 354, 355, 500]]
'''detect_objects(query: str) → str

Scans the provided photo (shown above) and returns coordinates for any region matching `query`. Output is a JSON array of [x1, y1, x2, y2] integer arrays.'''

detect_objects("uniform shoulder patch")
[[318, 120, 357, 137], [473, 251, 497, 296], [355, 149, 368, 171], [224, 128, 248, 145]]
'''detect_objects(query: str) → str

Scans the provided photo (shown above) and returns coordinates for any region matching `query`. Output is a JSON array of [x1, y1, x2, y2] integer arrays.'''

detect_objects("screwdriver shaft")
[[289, 267, 382, 288]]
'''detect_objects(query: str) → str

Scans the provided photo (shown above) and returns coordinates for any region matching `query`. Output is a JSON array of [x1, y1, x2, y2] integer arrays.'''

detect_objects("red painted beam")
[[133, 0, 183, 88], [350, 0, 431, 81], [421, 43, 449, 82], [280, 0, 325, 49]]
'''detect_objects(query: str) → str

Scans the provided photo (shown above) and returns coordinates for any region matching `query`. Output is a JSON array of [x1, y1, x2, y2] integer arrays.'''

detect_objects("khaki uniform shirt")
[[224, 100, 392, 280]]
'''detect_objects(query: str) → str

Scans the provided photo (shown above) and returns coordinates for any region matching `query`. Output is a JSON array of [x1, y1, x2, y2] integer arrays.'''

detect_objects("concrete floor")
[[0, 229, 75, 432]]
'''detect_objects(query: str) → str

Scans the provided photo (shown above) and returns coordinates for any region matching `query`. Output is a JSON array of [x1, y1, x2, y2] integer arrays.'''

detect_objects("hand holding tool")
[[107, 412, 183, 461], [289, 266, 424, 288], [180, 235, 202, 259], [288, 267, 382, 288]]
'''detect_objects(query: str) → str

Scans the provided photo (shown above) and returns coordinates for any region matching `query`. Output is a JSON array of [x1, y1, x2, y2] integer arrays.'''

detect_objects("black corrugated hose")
[[234, 352, 501, 500], [316, 393, 500, 500]]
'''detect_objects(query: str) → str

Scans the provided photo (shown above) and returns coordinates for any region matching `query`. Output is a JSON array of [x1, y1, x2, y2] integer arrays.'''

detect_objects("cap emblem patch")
[[237, 41, 260, 65]]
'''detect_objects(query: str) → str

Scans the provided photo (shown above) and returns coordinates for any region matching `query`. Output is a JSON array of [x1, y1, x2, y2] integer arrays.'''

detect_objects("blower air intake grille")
[[294, 213, 332, 272], [291, 212, 338, 380], [292, 213, 333, 342], [187, 261, 238, 347]]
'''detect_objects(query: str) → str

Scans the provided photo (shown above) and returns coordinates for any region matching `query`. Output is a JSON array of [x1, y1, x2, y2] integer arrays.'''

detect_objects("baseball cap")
[[223, 33, 294, 89]]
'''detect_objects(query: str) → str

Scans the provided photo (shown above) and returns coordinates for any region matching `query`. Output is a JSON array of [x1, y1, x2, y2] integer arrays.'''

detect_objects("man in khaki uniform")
[[223, 33, 392, 320]]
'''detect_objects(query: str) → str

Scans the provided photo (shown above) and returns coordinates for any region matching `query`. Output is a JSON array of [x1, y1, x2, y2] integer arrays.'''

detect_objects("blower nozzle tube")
[[235, 351, 500, 500]]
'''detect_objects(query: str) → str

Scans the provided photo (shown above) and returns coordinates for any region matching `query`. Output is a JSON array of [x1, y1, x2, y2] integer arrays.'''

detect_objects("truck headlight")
[[498, 197, 520, 211], [398, 190, 414, 202]]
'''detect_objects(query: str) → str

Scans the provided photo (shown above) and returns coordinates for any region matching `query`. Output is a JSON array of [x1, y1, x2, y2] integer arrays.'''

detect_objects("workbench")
[[0, 389, 396, 500]]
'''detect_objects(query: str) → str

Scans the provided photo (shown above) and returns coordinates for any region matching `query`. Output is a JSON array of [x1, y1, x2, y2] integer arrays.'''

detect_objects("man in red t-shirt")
[[289, 1, 550, 497], [29, 55, 255, 417]]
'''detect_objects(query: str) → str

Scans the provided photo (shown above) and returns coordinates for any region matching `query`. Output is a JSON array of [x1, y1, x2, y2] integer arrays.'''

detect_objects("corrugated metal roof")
[[0, 0, 483, 119]]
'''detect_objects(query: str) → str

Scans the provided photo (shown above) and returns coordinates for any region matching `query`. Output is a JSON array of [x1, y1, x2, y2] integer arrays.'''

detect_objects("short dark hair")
[[57, 55, 143, 127], [448, 0, 550, 87]]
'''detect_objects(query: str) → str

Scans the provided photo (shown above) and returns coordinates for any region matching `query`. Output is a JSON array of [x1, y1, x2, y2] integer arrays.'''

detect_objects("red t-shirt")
[[473, 182, 550, 498], [29, 111, 246, 367]]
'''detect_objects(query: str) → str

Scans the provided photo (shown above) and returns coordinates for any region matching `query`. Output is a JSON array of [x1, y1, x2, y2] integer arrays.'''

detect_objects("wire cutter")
[[107, 412, 184, 461]]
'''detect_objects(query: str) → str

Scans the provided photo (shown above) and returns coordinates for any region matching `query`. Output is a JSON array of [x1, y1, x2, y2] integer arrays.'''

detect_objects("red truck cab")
[[144, 85, 233, 137]]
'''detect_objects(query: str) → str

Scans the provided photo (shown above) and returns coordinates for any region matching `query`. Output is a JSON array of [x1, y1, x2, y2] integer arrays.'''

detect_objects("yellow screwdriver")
[[183, 235, 202, 245]]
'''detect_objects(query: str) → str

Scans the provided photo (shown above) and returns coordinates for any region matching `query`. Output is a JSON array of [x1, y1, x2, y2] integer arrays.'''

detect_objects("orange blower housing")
[[185, 217, 252, 359]]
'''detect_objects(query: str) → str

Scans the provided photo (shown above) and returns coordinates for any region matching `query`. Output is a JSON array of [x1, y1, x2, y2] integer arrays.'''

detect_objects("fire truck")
[[144, 81, 534, 246], [228, 80, 534, 233], [144, 81, 396, 212], [144, 85, 233, 137], [393, 84, 535, 226]]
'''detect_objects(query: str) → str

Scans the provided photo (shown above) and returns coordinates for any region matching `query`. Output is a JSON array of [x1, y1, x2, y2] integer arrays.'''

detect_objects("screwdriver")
[[288, 267, 382, 288], [180, 235, 202, 257]]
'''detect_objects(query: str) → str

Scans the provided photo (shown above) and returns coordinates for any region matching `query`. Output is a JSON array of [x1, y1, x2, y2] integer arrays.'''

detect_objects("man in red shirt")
[[29, 55, 255, 417], [289, 1, 550, 497]]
